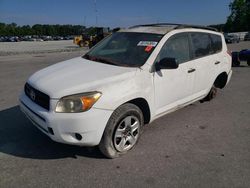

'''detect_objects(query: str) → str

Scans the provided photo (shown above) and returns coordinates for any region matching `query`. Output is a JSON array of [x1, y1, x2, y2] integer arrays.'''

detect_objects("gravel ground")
[[0, 40, 83, 56]]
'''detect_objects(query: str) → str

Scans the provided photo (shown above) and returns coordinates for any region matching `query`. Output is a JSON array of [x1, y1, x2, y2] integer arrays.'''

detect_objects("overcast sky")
[[0, 0, 232, 27]]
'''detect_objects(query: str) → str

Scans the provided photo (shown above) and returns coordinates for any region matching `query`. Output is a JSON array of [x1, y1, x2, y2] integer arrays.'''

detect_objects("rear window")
[[190, 32, 222, 59], [191, 33, 212, 58], [210, 34, 222, 53]]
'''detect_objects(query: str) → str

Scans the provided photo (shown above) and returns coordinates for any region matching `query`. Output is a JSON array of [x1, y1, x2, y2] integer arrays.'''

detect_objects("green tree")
[[32, 24, 44, 35], [0, 23, 6, 35], [225, 0, 250, 32]]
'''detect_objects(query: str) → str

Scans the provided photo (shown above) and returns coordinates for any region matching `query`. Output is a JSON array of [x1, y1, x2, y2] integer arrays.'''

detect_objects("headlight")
[[55, 92, 102, 113]]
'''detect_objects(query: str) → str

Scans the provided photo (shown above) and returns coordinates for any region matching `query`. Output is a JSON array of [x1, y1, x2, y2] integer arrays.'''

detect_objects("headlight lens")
[[55, 92, 102, 113]]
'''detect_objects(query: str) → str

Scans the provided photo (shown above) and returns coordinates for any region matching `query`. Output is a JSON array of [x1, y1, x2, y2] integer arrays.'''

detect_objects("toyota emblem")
[[30, 90, 36, 101]]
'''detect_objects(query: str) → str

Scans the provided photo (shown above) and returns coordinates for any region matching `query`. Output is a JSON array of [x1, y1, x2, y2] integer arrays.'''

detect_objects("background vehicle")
[[244, 32, 250, 41], [4, 36, 20, 42], [224, 33, 240, 43], [232, 49, 250, 66], [0, 36, 5, 42]]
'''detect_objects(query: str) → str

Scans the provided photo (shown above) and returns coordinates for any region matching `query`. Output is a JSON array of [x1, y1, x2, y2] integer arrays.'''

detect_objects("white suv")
[[19, 24, 232, 158]]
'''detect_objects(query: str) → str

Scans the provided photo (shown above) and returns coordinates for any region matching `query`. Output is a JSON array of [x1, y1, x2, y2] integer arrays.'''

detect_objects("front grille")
[[24, 83, 50, 111]]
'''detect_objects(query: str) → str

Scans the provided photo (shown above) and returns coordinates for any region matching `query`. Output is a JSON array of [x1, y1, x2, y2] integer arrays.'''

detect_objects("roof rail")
[[129, 23, 218, 32], [129, 23, 180, 29], [175, 24, 218, 32]]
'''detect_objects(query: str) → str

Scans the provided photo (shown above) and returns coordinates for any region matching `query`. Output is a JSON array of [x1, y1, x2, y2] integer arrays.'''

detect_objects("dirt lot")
[[0, 40, 83, 56], [0, 42, 250, 188]]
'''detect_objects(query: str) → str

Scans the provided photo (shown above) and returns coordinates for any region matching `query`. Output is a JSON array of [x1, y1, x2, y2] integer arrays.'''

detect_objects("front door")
[[153, 33, 196, 115]]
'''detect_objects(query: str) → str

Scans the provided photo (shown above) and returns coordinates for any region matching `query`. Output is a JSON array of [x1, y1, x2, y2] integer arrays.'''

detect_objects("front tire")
[[99, 103, 144, 158], [247, 59, 250, 66]]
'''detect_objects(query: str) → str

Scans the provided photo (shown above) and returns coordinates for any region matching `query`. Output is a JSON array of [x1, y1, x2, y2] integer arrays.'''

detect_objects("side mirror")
[[156, 58, 179, 70]]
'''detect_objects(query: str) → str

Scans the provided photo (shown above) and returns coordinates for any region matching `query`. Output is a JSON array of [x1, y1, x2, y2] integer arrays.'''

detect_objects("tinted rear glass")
[[191, 33, 212, 58], [210, 34, 222, 53]]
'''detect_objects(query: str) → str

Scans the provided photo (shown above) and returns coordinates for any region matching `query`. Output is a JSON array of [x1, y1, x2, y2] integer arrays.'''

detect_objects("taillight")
[[227, 50, 232, 57]]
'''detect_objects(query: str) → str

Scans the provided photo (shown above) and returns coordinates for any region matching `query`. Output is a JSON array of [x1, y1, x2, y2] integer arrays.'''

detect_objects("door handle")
[[215, 61, 221, 65], [188, 68, 196, 73]]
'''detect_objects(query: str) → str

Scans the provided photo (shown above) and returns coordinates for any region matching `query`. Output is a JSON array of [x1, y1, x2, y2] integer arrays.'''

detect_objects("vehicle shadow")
[[240, 65, 250, 68], [233, 65, 250, 68], [0, 106, 105, 159]]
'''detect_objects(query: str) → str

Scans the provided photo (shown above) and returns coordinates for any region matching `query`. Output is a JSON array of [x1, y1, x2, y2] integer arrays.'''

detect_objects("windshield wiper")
[[93, 56, 119, 66], [83, 54, 120, 66], [83, 54, 139, 67], [82, 54, 91, 60]]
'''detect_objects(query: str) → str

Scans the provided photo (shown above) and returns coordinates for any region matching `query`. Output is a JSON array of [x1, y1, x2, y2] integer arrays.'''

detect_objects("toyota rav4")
[[19, 24, 232, 158]]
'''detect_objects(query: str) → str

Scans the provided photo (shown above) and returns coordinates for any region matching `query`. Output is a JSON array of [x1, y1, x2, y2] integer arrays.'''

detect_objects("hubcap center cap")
[[123, 127, 131, 137]]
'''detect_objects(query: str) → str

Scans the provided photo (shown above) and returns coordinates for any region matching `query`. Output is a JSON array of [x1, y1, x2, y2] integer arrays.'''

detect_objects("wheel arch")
[[124, 98, 151, 124], [214, 72, 228, 89]]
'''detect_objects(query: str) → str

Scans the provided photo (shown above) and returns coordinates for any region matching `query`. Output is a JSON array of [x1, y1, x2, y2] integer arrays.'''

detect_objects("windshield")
[[83, 32, 163, 67]]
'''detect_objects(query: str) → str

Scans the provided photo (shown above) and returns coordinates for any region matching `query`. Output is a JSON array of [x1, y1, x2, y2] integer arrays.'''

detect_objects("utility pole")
[[94, 0, 98, 26], [84, 16, 86, 27]]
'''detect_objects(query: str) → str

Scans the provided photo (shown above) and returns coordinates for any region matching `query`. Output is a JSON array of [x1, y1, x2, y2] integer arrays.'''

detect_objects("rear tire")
[[247, 59, 250, 66], [99, 103, 144, 158], [200, 86, 217, 103]]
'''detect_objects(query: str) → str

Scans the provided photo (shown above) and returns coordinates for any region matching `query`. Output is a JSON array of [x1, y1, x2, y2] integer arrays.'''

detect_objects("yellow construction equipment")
[[73, 27, 110, 48]]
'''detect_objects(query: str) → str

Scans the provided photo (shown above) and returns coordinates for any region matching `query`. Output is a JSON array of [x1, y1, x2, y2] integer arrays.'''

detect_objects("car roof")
[[120, 23, 218, 35]]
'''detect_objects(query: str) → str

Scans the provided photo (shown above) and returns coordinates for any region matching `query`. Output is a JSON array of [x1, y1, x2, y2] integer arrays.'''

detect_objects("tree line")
[[209, 0, 250, 32], [0, 23, 86, 36], [225, 0, 250, 32]]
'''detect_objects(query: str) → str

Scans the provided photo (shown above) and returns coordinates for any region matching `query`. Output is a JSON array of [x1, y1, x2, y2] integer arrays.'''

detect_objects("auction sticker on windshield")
[[137, 41, 158, 47], [144, 45, 153, 52]]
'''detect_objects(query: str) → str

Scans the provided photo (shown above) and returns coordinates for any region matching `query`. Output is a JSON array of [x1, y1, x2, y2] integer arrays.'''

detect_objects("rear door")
[[210, 34, 224, 77], [189, 32, 215, 97]]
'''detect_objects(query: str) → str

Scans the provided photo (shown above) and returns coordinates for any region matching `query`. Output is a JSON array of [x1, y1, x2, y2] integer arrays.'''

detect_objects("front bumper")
[[19, 92, 113, 146]]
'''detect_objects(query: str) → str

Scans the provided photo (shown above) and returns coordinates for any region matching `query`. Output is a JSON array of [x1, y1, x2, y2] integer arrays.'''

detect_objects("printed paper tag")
[[137, 41, 158, 47]]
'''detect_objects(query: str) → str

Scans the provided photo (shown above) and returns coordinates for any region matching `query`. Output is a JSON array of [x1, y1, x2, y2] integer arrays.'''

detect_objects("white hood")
[[28, 57, 137, 98]]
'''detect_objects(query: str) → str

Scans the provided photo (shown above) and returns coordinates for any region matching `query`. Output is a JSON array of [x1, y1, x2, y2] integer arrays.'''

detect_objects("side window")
[[157, 33, 190, 64], [210, 34, 222, 53], [191, 33, 212, 58]]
